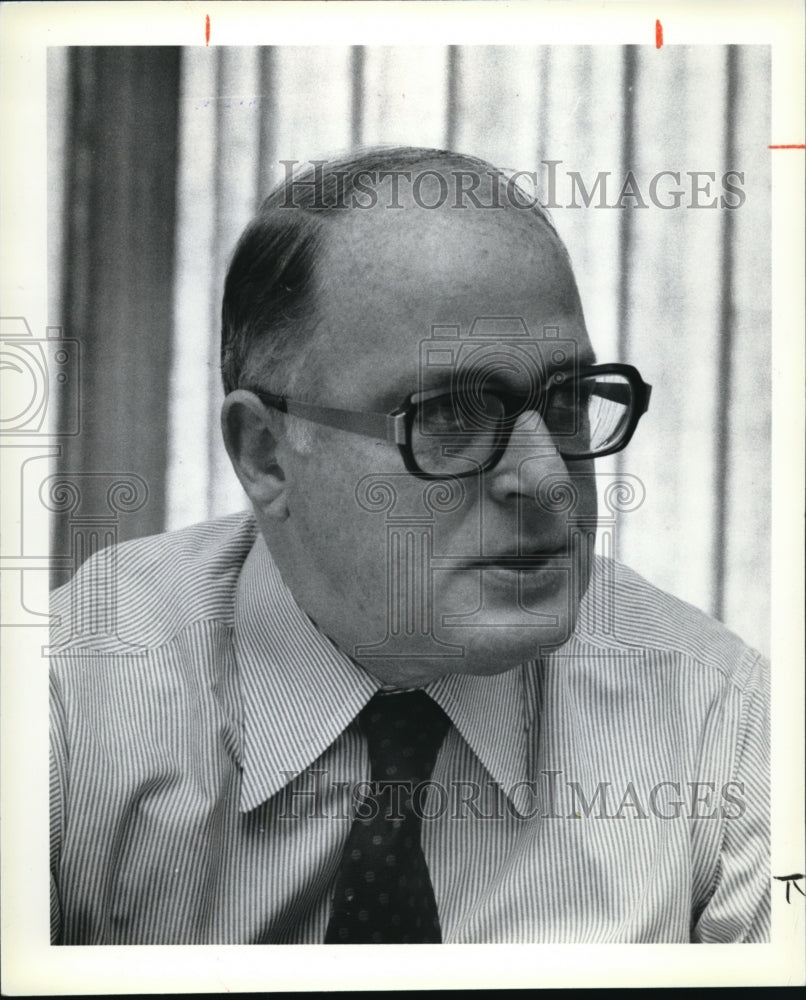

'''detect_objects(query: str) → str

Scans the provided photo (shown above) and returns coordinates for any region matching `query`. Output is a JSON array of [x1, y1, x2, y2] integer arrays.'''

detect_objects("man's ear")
[[221, 390, 290, 520]]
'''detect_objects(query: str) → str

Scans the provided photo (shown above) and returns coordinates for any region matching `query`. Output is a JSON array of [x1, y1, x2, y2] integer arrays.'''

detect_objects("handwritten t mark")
[[773, 873, 805, 903]]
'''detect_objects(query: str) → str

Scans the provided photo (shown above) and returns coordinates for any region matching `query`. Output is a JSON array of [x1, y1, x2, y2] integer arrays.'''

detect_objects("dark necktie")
[[325, 690, 450, 944]]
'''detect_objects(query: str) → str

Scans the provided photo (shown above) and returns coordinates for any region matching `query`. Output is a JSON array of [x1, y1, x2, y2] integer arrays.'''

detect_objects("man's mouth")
[[446, 546, 571, 571]]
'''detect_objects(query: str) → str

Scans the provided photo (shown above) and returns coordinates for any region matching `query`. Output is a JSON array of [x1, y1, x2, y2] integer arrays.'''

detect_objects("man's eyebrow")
[[386, 347, 600, 405], [421, 351, 599, 387]]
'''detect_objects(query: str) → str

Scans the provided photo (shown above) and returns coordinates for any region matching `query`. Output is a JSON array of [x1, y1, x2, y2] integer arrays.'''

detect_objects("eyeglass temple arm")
[[253, 390, 407, 445]]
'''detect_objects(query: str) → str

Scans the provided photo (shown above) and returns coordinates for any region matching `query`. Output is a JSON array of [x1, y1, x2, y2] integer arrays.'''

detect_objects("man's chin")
[[357, 652, 522, 691], [444, 617, 578, 670], [347, 564, 589, 688], [353, 617, 577, 689]]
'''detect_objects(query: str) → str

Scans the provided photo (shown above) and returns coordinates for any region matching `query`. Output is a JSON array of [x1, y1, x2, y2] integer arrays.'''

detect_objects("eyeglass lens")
[[410, 373, 634, 474]]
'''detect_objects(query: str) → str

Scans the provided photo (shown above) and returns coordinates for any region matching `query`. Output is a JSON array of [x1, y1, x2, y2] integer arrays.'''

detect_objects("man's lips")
[[432, 547, 570, 571]]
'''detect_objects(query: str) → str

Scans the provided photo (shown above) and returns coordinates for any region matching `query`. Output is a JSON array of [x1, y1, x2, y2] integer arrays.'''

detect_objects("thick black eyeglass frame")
[[249, 363, 652, 480]]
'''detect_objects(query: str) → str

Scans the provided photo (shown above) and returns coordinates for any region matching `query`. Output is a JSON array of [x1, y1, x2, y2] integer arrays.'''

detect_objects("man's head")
[[221, 148, 605, 687]]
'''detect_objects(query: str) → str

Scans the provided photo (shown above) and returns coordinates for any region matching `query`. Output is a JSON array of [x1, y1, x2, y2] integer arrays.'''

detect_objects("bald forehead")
[[329, 164, 559, 243], [317, 186, 579, 317], [296, 181, 592, 410]]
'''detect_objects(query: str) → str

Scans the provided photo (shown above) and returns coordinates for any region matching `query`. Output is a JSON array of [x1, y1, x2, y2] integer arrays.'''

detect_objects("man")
[[50, 147, 769, 944]]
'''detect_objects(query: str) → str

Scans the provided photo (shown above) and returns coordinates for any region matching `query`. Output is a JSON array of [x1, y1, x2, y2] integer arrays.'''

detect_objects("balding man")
[[50, 148, 769, 944]]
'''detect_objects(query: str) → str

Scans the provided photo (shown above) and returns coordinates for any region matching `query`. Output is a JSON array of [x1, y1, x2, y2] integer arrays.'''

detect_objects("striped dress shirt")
[[50, 512, 769, 944]]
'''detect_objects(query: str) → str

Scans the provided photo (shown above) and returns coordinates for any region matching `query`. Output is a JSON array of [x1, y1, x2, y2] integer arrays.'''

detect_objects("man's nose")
[[484, 408, 575, 510]]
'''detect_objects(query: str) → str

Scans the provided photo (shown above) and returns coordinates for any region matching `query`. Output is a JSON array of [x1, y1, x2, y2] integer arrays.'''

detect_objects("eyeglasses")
[[249, 363, 652, 480]]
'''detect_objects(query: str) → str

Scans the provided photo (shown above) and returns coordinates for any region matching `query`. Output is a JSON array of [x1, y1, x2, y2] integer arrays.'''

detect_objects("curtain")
[[51, 44, 771, 657]]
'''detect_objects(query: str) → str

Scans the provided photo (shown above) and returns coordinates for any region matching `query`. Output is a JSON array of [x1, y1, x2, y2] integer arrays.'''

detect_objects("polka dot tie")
[[324, 690, 451, 944]]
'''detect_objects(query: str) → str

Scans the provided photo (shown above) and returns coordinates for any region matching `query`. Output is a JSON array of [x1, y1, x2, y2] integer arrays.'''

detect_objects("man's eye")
[[422, 396, 462, 432], [419, 391, 508, 436], [550, 389, 574, 410], [548, 388, 581, 413]]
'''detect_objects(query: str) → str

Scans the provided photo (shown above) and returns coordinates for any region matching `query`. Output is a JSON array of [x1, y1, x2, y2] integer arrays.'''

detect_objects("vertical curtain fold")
[[53, 47, 181, 588], [712, 45, 739, 621]]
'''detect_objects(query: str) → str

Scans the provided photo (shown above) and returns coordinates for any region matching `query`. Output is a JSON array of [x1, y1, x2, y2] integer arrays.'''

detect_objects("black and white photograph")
[[1, 0, 803, 993]]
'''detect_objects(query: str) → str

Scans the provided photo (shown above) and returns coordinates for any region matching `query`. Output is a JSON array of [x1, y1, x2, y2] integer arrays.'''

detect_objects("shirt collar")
[[425, 667, 537, 816], [233, 534, 536, 814]]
